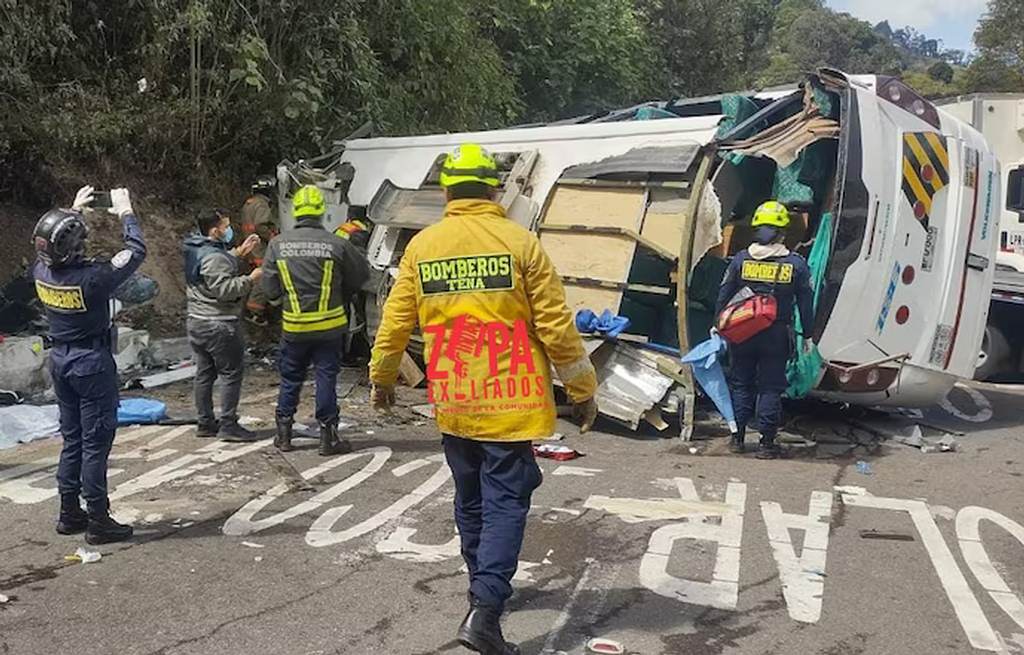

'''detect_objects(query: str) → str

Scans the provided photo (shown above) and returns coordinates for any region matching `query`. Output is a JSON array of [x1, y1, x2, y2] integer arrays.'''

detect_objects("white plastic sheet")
[[0, 404, 60, 449]]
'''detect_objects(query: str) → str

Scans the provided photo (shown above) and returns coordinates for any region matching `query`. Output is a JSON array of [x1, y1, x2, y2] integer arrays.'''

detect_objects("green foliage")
[[966, 0, 1024, 93], [1, 0, 1022, 202]]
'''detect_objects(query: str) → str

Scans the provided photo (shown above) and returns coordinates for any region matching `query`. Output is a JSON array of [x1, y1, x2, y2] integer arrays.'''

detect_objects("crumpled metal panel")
[[561, 145, 701, 180], [592, 342, 675, 430]]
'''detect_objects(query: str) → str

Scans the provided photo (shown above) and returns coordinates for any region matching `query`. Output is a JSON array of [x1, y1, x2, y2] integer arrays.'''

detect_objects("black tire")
[[974, 323, 1011, 381]]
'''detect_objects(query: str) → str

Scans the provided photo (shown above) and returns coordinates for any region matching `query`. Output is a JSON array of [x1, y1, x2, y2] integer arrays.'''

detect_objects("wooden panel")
[[641, 187, 689, 253], [542, 186, 644, 231], [562, 284, 623, 316], [540, 231, 636, 283]]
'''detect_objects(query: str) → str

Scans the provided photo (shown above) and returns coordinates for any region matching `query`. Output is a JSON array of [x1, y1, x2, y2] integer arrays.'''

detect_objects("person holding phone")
[[182, 209, 263, 441], [32, 185, 146, 544]]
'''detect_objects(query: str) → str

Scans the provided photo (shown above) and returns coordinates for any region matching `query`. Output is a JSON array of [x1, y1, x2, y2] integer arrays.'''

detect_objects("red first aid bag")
[[717, 293, 778, 344]]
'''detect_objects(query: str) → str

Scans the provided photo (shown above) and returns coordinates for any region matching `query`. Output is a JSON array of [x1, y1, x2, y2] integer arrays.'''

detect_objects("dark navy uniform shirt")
[[32, 214, 146, 369], [716, 249, 815, 337]]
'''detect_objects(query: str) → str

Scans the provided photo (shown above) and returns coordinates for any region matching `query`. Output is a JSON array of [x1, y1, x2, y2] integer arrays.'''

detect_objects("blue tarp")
[[681, 334, 737, 432], [117, 398, 168, 425], [576, 309, 631, 338]]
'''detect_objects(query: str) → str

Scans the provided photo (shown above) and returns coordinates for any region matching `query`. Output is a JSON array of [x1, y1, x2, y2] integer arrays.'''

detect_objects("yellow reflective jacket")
[[370, 199, 597, 442]]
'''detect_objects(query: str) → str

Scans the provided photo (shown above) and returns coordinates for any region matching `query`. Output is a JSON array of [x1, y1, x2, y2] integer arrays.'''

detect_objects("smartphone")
[[92, 191, 112, 209]]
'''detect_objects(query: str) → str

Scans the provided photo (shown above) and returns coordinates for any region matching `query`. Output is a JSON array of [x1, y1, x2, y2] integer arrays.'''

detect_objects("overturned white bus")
[[280, 68, 999, 415]]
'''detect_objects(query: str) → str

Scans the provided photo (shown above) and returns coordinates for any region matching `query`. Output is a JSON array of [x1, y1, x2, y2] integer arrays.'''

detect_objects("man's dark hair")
[[196, 209, 227, 236], [446, 182, 492, 200]]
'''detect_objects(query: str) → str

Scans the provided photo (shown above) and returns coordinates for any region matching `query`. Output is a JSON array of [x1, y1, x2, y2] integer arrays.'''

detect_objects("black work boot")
[[274, 417, 294, 453], [218, 421, 259, 443], [56, 493, 88, 535], [457, 597, 520, 655], [318, 420, 351, 457], [196, 420, 219, 438], [756, 435, 781, 460], [86, 504, 133, 545], [729, 431, 745, 452]]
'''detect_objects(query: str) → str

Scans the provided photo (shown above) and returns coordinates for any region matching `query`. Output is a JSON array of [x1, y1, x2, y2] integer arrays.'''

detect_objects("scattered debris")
[[859, 529, 915, 542], [66, 547, 102, 564], [242, 541, 265, 549], [411, 404, 435, 419], [534, 444, 583, 461], [590, 342, 676, 432], [147, 337, 192, 366], [0, 403, 59, 450], [254, 556, 264, 563], [0, 593, 10, 604], [0, 336, 49, 395], [586, 638, 625, 654], [547, 432, 565, 441], [398, 351, 425, 388], [855, 461, 873, 476], [238, 416, 266, 428], [139, 364, 197, 389]]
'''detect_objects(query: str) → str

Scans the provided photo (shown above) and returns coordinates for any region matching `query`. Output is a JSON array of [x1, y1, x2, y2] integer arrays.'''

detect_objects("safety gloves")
[[573, 396, 598, 434], [72, 186, 95, 212], [370, 384, 396, 411], [109, 188, 134, 218]]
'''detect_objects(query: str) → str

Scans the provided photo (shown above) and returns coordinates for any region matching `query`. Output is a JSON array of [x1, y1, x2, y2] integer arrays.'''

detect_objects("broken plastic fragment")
[[66, 547, 102, 564], [533, 444, 582, 461], [586, 638, 625, 654]]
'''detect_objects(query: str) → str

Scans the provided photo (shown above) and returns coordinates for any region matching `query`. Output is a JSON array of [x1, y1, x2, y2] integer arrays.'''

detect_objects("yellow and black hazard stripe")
[[901, 131, 949, 229]]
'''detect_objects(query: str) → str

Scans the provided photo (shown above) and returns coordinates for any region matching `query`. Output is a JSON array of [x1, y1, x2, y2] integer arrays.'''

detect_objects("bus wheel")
[[974, 324, 1010, 381]]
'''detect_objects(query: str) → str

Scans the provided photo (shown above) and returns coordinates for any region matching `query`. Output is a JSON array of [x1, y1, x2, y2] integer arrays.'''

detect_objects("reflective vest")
[[262, 219, 370, 341]]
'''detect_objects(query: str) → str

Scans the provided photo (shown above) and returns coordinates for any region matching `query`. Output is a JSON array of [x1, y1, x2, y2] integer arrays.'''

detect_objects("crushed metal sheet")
[[140, 365, 197, 389], [591, 342, 675, 431]]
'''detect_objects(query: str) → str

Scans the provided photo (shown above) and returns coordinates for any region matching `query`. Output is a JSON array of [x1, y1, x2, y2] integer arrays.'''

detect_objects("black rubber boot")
[[729, 432, 746, 454], [85, 504, 134, 545], [756, 435, 781, 460], [218, 421, 259, 443], [196, 420, 219, 438], [274, 417, 293, 453], [457, 597, 520, 655], [318, 420, 351, 457], [56, 493, 89, 535]]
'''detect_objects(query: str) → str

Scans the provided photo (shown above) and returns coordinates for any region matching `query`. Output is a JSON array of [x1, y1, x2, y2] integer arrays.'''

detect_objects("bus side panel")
[[943, 147, 1000, 376], [817, 87, 904, 364]]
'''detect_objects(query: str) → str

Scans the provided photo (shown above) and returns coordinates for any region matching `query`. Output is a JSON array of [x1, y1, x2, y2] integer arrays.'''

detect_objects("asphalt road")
[[1, 374, 1022, 655]]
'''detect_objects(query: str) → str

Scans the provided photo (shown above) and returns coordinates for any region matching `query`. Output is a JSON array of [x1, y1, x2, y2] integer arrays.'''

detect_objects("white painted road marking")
[[638, 478, 746, 610], [761, 491, 832, 623]]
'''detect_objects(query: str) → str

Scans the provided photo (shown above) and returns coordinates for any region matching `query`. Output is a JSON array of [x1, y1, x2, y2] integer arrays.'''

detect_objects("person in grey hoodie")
[[183, 209, 263, 441]]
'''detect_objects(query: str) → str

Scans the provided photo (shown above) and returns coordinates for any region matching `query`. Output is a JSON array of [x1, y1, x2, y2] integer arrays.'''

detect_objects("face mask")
[[221, 225, 234, 244]]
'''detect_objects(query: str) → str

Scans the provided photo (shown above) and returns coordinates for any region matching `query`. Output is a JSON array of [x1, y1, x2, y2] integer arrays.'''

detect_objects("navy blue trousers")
[[728, 322, 790, 440], [276, 338, 343, 423], [443, 435, 542, 611], [51, 346, 120, 512]]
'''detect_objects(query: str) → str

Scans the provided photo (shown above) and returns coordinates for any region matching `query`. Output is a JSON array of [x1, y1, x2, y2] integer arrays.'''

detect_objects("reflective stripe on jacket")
[[261, 219, 369, 341], [370, 199, 597, 442]]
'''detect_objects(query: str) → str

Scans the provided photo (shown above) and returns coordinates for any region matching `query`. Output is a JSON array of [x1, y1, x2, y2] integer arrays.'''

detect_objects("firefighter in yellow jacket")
[[370, 144, 598, 655]]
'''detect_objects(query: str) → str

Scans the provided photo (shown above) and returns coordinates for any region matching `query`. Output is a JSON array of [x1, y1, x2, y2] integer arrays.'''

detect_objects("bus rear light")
[[902, 266, 916, 285], [876, 77, 940, 129], [820, 362, 901, 392], [896, 306, 910, 324]]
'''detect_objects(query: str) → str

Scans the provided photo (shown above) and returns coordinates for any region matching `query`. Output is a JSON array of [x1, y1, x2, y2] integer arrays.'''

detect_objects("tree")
[[928, 61, 955, 84], [971, 0, 1024, 91]]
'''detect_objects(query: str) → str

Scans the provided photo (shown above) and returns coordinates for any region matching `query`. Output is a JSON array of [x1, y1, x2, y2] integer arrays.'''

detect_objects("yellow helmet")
[[439, 143, 500, 188], [751, 200, 790, 228], [293, 184, 326, 219]]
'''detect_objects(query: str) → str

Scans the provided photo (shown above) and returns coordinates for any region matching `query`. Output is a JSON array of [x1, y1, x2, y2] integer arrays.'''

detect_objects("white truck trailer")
[[937, 94, 1024, 379]]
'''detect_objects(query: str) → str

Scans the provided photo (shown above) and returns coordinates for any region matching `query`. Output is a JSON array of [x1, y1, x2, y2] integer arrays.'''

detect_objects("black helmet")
[[32, 209, 88, 267], [252, 176, 275, 194]]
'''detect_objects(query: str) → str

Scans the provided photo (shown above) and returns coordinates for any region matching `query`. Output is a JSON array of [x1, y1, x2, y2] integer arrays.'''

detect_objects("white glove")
[[109, 188, 134, 218], [72, 185, 95, 212]]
